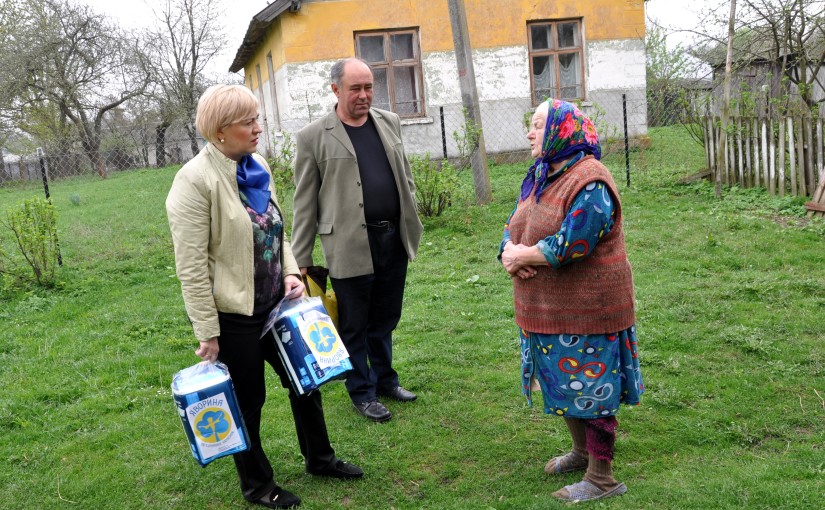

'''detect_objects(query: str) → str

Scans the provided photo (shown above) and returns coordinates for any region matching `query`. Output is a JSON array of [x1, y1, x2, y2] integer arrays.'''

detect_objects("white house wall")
[[251, 86, 273, 158], [586, 39, 648, 140], [280, 60, 338, 133], [266, 38, 646, 158]]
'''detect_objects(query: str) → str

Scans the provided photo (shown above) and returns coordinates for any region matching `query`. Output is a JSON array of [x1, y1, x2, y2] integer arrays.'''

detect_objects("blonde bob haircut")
[[195, 84, 259, 144]]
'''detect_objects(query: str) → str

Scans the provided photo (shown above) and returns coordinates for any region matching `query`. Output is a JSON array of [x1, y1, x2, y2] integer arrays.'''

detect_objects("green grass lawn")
[[0, 126, 823, 509]]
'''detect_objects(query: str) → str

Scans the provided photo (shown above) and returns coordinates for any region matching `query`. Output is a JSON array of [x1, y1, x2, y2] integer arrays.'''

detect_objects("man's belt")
[[365, 219, 397, 232]]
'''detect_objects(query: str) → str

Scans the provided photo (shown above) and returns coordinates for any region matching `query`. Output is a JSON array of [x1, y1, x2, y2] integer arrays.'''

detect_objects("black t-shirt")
[[342, 116, 401, 222]]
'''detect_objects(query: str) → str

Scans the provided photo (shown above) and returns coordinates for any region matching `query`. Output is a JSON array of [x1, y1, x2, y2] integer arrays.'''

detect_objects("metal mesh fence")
[[1, 88, 657, 187], [0, 87, 706, 265]]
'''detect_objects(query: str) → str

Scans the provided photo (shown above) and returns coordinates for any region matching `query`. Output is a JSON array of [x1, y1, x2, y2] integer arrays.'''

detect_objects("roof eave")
[[228, 0, 303, 73]]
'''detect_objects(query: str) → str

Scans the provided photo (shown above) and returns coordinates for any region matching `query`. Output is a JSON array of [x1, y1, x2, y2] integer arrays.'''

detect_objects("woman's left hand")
[[283, 274, 305, 299], [502, 243, 541, 279]]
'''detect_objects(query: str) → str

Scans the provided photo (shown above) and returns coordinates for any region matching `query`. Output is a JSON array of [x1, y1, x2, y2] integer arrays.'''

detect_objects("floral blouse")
[[240, 192, 283, 314]]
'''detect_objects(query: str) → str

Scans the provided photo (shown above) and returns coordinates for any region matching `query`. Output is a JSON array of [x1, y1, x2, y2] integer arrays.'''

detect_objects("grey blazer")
[[291, 107, 423, 279]]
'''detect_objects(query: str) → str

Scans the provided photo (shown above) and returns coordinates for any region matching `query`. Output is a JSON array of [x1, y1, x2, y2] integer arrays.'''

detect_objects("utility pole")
[[447, 0, 491, 204]]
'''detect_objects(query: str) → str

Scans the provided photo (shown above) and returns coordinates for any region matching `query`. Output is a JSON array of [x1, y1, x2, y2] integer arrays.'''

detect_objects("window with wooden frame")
[[355, 29, 424, 117], [528, 20, 585, 104]]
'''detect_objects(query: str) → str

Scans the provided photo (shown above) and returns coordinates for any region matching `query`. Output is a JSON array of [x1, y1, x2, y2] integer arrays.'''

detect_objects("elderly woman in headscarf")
[[499, 98, 644, 502], [166, 84, 362, 509]]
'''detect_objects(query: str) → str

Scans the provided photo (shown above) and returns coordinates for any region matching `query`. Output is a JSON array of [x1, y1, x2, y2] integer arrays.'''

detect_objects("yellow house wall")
[[244, 0, 644, 88]]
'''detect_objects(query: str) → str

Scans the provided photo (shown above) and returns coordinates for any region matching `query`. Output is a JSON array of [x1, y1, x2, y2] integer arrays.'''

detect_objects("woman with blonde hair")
[[167, 84, 362, 509], [499, 98, 643, 502]]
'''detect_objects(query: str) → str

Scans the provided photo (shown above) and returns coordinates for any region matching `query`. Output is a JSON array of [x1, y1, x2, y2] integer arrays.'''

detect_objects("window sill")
[[531, 99, 590, 108], [400, 116, 434, 126]]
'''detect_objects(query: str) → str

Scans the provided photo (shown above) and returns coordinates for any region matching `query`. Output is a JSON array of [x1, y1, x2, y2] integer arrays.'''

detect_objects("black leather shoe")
[[308, 459, 364, 479], [251, 485, 301, 508], [353, 400, 392, 422], [379, 386, 417, 402]]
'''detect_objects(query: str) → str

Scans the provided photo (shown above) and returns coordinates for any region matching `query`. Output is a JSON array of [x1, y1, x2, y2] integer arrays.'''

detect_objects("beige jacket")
[[166, 143, 300, 341], [291, 107, 423, 278]]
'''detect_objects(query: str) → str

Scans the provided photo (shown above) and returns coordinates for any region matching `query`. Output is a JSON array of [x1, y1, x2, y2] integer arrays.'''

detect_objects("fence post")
[[440, 106, 448, 160], [817, 118, 823, 189], [707, 117, 716, 179], [788, 117, 797, 196], [764, 117, 771, 189], [726, 127, 733, 186], [751, 118, 759, 188], [778, 116, 786, 197], [622, 93, 630, 187], [37, 147, 62, 266], [796, 116, 806, 196], [744, 117, 752, 187], [736, 117, 744, 187], [37, 147, 51, 200], [769, 118, 776, 196], [805, 115, 814, 194], [703, 115, 712, 173]]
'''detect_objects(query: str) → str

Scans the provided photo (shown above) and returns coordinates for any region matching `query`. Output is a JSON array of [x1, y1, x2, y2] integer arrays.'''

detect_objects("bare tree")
[[646, 25, 705, 127], [4, 0, 151, 178], [741, 0, 825, 110], [0, 0, 26, 150], [145, 0, 226, 162], [696, 0, 825, 113], [117, 92, 164, 168]]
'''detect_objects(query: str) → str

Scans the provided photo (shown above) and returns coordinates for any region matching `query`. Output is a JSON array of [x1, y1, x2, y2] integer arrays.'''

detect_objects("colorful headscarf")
[[520, 99, 601, 202], [236, 154, 271, 214]]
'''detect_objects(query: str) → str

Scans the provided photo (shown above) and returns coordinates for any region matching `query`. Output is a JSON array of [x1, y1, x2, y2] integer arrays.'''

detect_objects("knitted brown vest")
[[509, 156, 635, 334]]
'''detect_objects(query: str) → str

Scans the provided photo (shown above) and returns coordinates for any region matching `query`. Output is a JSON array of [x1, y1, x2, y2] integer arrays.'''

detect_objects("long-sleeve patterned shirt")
[[499, 156, 616, 266]]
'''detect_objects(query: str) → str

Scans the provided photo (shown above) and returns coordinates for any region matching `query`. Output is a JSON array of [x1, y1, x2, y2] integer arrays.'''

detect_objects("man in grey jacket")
[[291, 57, 423, 422]]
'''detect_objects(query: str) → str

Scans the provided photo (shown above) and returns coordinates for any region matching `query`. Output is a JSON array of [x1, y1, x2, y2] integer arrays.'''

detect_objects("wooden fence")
[[704, 115, 825, 217]]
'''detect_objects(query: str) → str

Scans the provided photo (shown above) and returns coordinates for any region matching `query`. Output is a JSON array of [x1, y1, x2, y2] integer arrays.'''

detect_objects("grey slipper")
[[544, 452, 588, 474], [552, 480, 627, 502]]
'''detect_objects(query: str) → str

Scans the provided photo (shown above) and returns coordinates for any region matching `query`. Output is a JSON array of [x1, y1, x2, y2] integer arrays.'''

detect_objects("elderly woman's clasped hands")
[[500, 241, 540, 280]]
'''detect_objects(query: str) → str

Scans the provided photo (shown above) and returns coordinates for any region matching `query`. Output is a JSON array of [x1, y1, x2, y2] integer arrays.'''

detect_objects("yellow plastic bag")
[[302, 267, 338, 328]]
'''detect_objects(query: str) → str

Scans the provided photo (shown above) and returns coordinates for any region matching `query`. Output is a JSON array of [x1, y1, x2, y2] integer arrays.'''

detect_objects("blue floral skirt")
[[520, 325, 644, 418]]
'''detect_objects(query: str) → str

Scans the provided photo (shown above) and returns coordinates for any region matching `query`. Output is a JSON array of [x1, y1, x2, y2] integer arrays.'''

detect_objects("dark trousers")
[[217, 312, 336, 502], [330, 225, 409, 405]]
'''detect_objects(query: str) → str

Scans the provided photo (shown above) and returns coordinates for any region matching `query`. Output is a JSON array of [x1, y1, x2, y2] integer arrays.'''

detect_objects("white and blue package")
[[171, 361, 250, 466], [263, 296, 352, 395]]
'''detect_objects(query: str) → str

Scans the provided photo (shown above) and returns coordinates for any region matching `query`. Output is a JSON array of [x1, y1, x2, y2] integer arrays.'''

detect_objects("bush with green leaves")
[[411, 153, 459, 217], [0, 197, 60, 287], [452, 107, 482, 173], [267, 132, 296, 204]]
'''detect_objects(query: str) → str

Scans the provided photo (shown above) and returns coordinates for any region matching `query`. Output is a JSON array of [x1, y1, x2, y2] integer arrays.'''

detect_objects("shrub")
[[453, 107, 482, 173], [0, 197, 61, 287], [411, 154, 459, 217], [267, 132, 296, 204]]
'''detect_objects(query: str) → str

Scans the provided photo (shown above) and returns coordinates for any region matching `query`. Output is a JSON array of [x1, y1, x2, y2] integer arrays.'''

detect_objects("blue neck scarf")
[[520, 99, 602, 203], [236, 155, 271, 214]]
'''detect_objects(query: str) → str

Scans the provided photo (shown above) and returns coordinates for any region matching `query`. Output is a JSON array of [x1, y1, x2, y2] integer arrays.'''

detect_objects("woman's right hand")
[[195, 337, 219, 363]]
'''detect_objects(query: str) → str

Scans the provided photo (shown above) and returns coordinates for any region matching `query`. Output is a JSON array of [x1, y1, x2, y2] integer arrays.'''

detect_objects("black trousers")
[[330, 225, 409, 405], [217, 311, 336, 501]]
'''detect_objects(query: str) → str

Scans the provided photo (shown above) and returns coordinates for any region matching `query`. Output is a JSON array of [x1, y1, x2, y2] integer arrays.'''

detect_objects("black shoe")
[[308, 459, 364, 479], [378, 386, 417, 402], [251, 486, 301, 509], [353, 400, 392, 422]]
